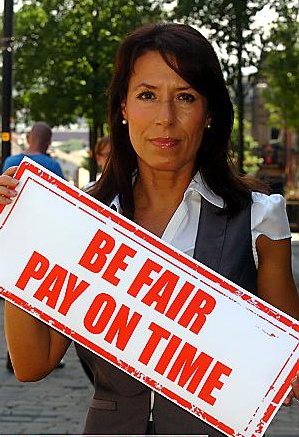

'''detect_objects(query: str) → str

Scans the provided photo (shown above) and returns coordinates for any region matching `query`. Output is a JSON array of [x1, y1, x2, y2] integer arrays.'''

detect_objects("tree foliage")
[[173, 0, 269, 88], [231, 115, 262, 175], [14, 0, 163, 126], [262, 5, 299, 132], [171, 0, 278, 173], [13, 0, 164, 178]]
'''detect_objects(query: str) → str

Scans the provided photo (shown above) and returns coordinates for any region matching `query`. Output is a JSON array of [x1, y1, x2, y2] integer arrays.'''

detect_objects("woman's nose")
[[155, 100, 175, 126]]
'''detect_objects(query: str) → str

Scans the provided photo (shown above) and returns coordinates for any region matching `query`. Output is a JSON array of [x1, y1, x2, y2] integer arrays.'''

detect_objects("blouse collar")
[[186, 172, 224, 208], [110, 171, 224, 212]]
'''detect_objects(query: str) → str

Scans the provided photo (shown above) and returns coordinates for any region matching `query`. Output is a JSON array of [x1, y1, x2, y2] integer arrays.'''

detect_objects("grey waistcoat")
[[76, 197, 257, 436]]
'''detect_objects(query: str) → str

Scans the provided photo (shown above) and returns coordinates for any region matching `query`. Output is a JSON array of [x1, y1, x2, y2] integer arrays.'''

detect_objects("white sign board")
[[0, 158, 298, 437]]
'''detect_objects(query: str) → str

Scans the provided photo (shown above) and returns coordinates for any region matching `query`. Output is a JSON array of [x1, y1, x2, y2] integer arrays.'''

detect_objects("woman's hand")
[[283, 371, 299, 406], [0, 167, 18, 204]]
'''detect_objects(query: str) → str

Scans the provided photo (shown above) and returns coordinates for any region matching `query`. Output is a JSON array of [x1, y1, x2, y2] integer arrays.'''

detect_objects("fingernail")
[[292, 375, 299, 384]]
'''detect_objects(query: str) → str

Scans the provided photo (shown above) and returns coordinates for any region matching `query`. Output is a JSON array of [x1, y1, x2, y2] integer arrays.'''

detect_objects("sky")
[[0, 0, 20, 13]]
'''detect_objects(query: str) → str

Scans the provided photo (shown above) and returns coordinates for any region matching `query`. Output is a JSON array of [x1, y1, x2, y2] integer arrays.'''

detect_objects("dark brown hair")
[[90, 23, 263, 218]]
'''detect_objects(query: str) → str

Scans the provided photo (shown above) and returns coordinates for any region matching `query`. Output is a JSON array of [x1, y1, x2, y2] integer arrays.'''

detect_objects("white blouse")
[[111, 172, 291, 267]]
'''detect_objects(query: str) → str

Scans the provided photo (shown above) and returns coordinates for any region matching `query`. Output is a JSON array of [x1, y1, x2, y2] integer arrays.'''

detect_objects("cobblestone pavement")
[[0, 241, 298, 435], [0, 299, 93, 434]]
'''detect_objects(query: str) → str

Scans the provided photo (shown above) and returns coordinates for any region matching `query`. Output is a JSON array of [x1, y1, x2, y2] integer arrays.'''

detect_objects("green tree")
[[172, 0, 278, 173], [231, 115, 262, 175], [13, 0, 164, 179], [262, 5, 299, 134]]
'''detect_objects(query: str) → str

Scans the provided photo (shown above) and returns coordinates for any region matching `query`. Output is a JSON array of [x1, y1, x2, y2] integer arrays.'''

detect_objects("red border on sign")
[[0, 159, 298, 437]]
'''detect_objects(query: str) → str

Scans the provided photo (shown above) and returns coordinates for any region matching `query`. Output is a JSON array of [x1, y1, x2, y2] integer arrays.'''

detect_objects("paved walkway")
[[0, 302, 93, 434], [0, 240, 298, 435]]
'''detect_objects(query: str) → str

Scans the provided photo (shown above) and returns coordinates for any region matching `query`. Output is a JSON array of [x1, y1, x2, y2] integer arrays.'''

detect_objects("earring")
[[122, 119, 127, 125], [207, 124, 211, 129]]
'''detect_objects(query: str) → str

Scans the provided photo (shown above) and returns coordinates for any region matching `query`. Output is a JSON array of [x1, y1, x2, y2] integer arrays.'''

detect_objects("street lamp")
[[1, 0, 14, 171]]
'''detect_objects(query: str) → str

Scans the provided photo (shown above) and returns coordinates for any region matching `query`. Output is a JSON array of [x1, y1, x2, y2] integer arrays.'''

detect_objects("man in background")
[[2, 121, 65, 371], [2, 121, 64, 178]]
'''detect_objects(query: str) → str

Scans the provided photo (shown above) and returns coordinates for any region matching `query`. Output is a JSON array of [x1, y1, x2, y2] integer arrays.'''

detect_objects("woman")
[[94, 136, 111, 171], [83, 136, 111, 191], [1, 23, 299, 436]]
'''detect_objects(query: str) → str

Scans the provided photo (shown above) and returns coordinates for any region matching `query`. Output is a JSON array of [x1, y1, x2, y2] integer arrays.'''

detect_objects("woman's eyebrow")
[[133, 82, 193, 91], [133, 82, 157, 90]]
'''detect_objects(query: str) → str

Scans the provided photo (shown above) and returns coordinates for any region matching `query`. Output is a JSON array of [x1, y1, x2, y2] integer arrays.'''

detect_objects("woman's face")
[[122, 51, 210, 175]]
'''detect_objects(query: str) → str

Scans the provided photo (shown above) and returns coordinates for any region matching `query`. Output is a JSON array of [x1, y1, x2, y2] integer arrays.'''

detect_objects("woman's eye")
[[177, 93, 196, 103], [137, 91, 156, 101]]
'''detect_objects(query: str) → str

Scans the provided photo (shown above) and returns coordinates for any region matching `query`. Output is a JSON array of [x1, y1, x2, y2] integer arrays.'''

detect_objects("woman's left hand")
[[283, 371, 299, 406], [0, 167, 18, 204]]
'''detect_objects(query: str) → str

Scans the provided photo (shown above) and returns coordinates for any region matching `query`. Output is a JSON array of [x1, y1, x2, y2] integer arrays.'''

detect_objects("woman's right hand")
[[0, 167, 18, 204]]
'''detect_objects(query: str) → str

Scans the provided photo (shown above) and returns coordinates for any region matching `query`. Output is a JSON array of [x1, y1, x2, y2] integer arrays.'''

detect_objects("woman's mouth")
[[150, 137, 179, 148]]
